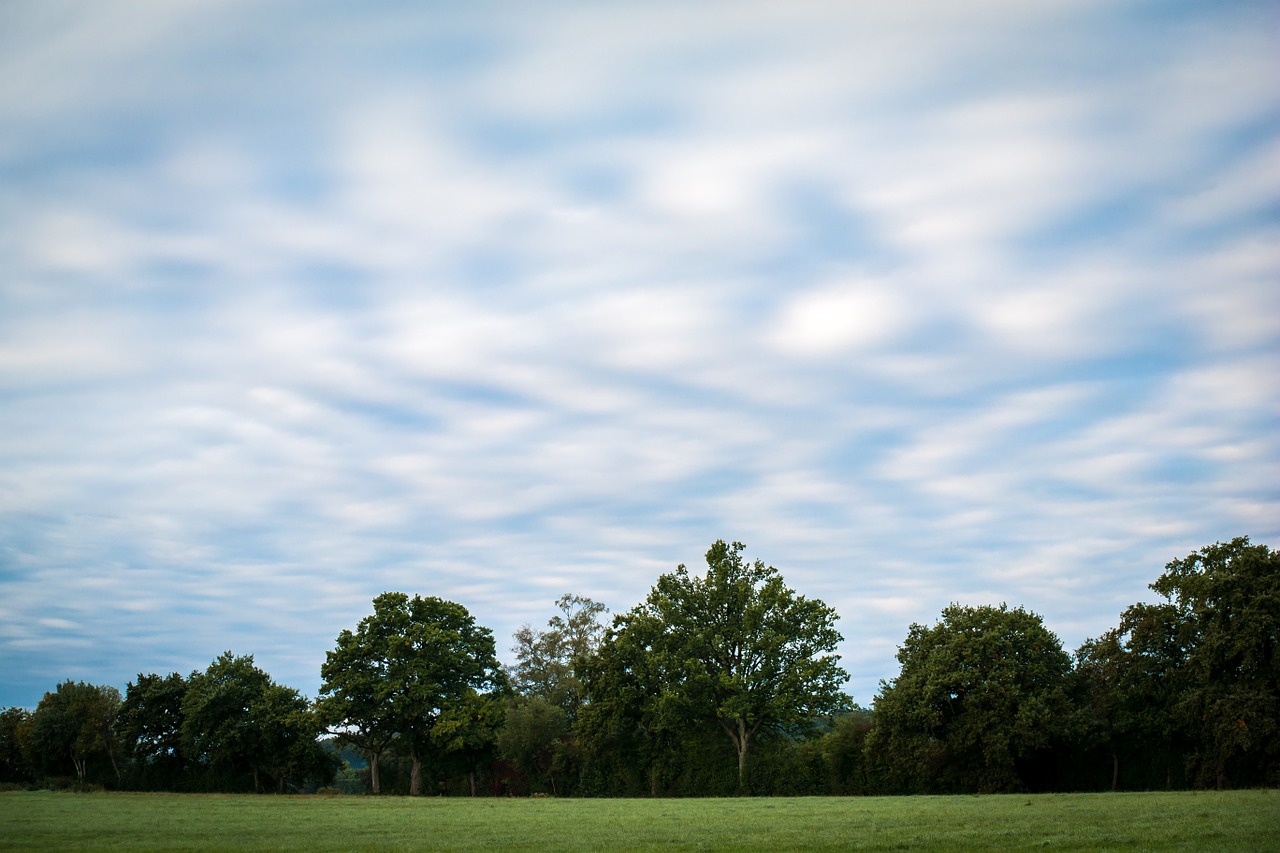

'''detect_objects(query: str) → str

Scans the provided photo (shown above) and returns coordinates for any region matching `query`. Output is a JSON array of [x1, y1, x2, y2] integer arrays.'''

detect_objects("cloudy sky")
[[1, 1, 1277, 709]]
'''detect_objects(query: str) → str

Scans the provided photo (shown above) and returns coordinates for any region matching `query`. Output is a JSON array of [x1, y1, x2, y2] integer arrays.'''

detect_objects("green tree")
[[496, 696, 568, 794], [117, 672, 189, 789], [182, 653, 272, 790], [0, 707, 34, 784], [432, 690, 506, 796], [869, 603, 1073, 793], [510, 594, 609, 720], [1074, 630, 1132, 791], [23, 681, 123, 787], [251, 683, 337, 794], [505, 594, 608, 795], [319, 592, 504, 796], [578, 608, 677, 796], [181, 652, 330, 793], [599, 540, 849, 792], [818, 706, 875, 795], [1074, 602, 1191, 790], [1152, 537, 1279, 787], [318, 612, 402, 795]]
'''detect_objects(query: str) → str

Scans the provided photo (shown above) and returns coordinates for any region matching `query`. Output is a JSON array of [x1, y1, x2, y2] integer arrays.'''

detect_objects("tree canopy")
[[319, 592, 504, 796], [588, 540, 849, 791], [509, 594, 608, 720], [24, 681, 122, 786], [1151, 537, 1279, 787], [182, 652, 332, 793], [869, 603, 1074, 793]]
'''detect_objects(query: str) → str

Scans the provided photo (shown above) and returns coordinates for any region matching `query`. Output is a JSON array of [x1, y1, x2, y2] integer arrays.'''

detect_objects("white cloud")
[[0, 0, 1277, 707], [770, 278, 910, 357]]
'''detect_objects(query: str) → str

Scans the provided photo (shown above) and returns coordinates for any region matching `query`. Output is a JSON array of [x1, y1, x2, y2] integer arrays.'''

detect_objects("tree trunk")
[[1111, 750, 1119, 792], [409, 753, 422, 796], [719, 717, 752, 793], [71, 752, 86, 786], [736, 733, 749, 793], [369, 752, 381, 795], [469, 769, 477, 797], [252, 766, 261, 794], [278, 773, 286, 795]]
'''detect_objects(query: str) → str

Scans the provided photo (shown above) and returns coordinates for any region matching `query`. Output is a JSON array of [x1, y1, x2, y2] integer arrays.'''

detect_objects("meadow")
[[1, 789, 1276, 851]]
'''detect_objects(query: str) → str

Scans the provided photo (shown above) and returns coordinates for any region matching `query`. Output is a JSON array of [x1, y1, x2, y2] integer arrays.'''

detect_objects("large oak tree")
[[1152, 537, 1279, 787], [868, 603, 1073, 793], [182, 652, 332, 793], [319, 592, 504, 795], [589, 540, 849, 791]]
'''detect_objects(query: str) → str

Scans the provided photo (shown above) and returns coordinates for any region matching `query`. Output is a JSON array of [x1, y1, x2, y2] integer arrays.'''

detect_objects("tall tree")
[[181, 652, 330, 793], [319, 592, 504, 796], [510, 594, 609, 720], [23, 681, 123, 786], [256, 684, 338, 794], [318, 613, 402, 795], [0, 707, 34, 784], [117, 672, 189, 789], [1074, 602, 1192, 790], [1152, 536, 1279, 787], [505, 593, 608, 795], [601, 540, 849, 791], [578, 608, 678, 796], [869, 603, 1073, 793], [182, 653, 273, 790]]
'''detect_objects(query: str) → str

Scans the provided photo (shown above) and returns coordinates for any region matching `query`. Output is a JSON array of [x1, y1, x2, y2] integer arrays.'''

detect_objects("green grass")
[[1, 790, 1276, 851]]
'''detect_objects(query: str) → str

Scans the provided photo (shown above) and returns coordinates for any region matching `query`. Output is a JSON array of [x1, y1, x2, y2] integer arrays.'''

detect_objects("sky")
[[1, 0, 1277, 709]]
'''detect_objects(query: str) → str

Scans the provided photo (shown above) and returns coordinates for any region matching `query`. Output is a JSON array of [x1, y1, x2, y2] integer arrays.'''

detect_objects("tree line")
[[1, 536, 1275, 796]]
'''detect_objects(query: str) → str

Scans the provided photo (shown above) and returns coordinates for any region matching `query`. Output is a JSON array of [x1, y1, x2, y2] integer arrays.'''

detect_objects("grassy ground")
[[0, 789, 1276, 851]]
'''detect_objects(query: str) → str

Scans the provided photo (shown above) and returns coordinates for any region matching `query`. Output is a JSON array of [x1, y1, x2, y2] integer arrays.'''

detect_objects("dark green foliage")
[[0, 708, 34, 784], [868, 603, 1074, 793], [496, 696, 568, 794], [318, 592, 505, 796], [1073, 603, 1193, 791], [1152, 537, 1279, 787], [251, 683, 340, 794], [580, 540, 848, 793], [1070, 537, 1280, 791], [11, 535, 1274, 797], [576, 606, 675, 796], [181, 653, 271, 791], [22, 681, 123, 788], [817, 707, 875, 795], [116, 672, 189, 790], [433, 690, 506, 796], [502, 594, 609, 795], [181, 652, 335, 793], [317, 606, 402, 795]]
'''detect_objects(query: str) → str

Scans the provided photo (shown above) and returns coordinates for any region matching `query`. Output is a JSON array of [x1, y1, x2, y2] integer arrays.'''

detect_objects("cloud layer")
[[2, 0, 1277, 706]]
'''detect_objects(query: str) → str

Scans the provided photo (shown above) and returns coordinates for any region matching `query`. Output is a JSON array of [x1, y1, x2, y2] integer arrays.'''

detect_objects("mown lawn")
[[1, 789, 1276, 851]]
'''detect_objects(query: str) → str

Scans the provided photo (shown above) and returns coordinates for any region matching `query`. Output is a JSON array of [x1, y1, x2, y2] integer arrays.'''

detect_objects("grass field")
[[1, 790, 1276, 851]]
